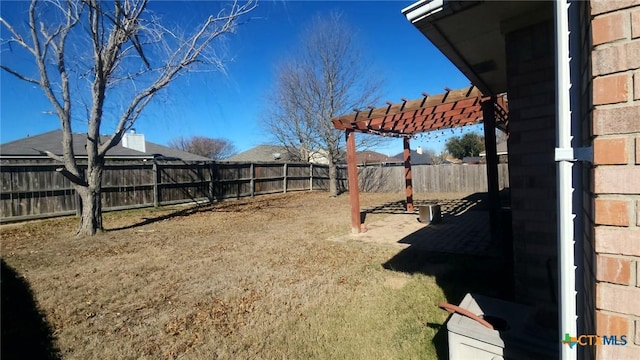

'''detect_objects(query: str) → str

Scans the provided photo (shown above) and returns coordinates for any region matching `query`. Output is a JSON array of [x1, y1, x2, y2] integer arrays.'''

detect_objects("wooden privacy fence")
[[0, 161, 333, 223], [0, 161, 508, 222], [357, 163, 510, 193]]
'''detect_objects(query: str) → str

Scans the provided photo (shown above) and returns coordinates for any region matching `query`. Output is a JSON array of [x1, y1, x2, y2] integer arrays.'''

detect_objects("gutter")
[[554, 1, 591, 359], [402, 0, 445, 24]]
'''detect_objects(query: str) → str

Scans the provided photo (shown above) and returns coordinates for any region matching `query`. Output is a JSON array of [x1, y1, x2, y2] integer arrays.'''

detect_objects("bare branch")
[[0, 65, 42, 85], [263, 11, 386, 195], [32, 148, 65, 163], [56, 167, 88, 187], [100, 0, 256, 156], [3, 0, 256, 234]]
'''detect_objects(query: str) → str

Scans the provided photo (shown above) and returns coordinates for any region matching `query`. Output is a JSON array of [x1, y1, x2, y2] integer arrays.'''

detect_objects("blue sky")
[[0, 0, 481, 155]]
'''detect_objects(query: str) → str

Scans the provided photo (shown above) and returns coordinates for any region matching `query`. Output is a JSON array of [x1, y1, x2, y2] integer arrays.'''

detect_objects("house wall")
[[589, 1, 640, 358], [505, 19, 559, 328], [578, 1, 597, 359]]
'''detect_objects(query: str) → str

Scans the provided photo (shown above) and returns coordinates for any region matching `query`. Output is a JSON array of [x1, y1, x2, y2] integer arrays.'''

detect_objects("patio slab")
[[349, 198, 500, 257]]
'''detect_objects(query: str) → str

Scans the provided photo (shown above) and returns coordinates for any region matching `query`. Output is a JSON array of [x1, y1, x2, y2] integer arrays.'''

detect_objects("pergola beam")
[[334, 86, 482, 126], [345, 129, 361, 234], [403, 137, 413, 212], [332, 86, 508, 234]]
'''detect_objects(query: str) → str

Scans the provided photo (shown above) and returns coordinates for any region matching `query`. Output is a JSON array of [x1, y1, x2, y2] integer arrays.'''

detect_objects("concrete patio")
[[350, 195, 501, 257]]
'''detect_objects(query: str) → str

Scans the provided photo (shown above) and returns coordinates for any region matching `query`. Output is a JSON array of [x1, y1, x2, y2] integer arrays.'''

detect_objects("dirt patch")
[[383, 274, 410, 289]]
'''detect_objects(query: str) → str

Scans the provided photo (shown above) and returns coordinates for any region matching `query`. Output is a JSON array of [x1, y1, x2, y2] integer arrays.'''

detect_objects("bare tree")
[[430, 150, 450, 165], [168, 135, 236, 160], [1, 0, 256, 236], [263, 12, 386, 197]]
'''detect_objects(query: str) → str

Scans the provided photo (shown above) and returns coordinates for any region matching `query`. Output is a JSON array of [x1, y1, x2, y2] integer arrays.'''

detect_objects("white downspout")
[[554, 1, 580, 359]]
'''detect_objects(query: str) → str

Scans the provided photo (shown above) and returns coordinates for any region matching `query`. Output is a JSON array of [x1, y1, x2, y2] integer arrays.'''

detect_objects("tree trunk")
[[329, 160, 338, 197], [75, 165, 104, 236]]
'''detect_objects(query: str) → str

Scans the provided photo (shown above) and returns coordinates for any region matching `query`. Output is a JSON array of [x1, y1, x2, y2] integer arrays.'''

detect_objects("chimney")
[[122, 129, 146, 153]]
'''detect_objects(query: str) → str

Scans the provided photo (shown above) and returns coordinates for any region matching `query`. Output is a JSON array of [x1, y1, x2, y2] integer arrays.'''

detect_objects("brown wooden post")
[[250, 162, 255, 197], [283, 163, 288, 193], [482, 98, 500, 242], [152, 161, 159, 207], [403, 137, 414, 212], [346, 129, 361, 233]]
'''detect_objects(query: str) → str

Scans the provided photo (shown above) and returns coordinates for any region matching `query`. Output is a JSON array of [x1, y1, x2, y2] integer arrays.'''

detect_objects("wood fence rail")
[[0, 161, 508, 223]]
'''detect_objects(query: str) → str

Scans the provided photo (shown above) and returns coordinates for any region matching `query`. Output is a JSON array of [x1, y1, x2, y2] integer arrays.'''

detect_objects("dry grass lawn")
[[1, 191, 501, 359]]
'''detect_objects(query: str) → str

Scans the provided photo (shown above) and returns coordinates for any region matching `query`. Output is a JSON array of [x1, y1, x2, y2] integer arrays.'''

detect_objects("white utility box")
[[446, 293, 556, 360]]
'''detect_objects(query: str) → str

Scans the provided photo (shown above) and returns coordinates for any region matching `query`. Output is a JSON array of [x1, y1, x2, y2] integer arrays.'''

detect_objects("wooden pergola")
[[331, 86, 508, 234]]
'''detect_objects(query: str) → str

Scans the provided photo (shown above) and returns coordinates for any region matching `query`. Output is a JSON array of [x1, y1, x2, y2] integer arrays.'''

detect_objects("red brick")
[[593, 12, 627, 45], [596, 282, 640, 316], [595, 198, 630, 226], [594, 138, 629, 165], [633, 8, 640, 38], [593, 105, 640, 135], [597, 344, 640, 359], [591, 0, 640, 16], [592, 41, 640, 76], [597, 255, 633, 284], [594, 166, 640, 194], [593, 74, 629, 105], [595, 226, 640, 256], [597, 311, 631, 334]]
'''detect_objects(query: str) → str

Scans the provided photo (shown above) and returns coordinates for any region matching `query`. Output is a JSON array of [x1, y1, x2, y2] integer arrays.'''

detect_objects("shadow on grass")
[[105, 195, 268, 231], [384, 250, 512, 359], [106, 195, 296, 231], [377, 192, 513, 358], [106, 204, 211, 231], [1, 259, 61, 360]]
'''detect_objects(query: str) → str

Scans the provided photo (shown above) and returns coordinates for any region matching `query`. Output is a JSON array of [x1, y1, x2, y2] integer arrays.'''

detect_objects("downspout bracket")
[[554, 147, 593, 163]]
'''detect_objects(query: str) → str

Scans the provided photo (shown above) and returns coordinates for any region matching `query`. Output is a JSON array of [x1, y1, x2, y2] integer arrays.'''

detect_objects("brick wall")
[[505, 19, 559, 328], [578, 2, 597, 359], [590, 1, 640, 358]]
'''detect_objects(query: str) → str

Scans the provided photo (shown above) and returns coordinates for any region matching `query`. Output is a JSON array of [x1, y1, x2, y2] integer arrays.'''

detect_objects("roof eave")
[[402, 1, 553, 96]]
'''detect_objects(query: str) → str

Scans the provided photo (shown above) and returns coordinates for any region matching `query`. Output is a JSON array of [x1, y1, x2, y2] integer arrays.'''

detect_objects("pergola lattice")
[[331, 85, 508, 234]]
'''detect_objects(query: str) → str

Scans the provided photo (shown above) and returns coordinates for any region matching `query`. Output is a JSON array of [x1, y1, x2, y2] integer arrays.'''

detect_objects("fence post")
[[153, 161, 159, 207], [250, 163, 255, 197], [309, 163, 313, 191], [208, 162, 214, 202], [283, 163, 288, 193]]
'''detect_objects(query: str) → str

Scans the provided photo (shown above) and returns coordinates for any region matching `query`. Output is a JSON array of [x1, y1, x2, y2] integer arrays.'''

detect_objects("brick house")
[[398, 0, 639, 359]]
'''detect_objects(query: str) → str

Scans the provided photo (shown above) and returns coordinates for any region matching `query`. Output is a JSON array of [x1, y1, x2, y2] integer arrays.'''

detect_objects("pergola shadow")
[[361, 192, 497, 256]]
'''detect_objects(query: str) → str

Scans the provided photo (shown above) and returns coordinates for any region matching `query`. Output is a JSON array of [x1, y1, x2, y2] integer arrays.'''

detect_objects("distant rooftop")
[[0, 130, 211, 161]]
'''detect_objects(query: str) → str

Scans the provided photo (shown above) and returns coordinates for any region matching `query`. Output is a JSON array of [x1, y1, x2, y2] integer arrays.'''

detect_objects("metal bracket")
[[554, 147, 593, 163]]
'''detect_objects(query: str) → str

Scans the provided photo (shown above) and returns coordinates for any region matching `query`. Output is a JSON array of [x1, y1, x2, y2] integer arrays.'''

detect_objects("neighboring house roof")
[[393, 150, 432, 165], [224, 145, 298, 162], [356, 151, 403, 164], [0, 130, 211, 161], [479, 141, 508, 157], [445, 154, 462, 164], [462, 156, 483, 164]]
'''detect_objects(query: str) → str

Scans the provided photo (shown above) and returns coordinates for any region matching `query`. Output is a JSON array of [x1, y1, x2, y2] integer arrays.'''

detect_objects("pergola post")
[[482, 98, 500, 243], [346, 129, 361, 234], [403, 137, 414, 212]]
